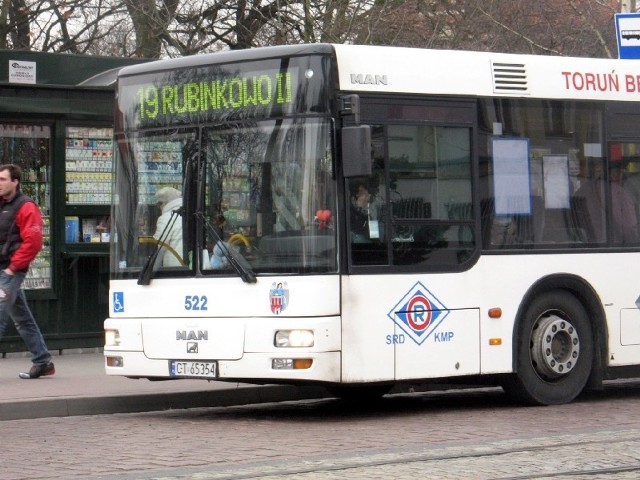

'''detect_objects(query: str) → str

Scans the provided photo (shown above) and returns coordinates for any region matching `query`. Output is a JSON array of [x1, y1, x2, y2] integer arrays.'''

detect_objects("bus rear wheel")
[[504, 290, 594, 406]]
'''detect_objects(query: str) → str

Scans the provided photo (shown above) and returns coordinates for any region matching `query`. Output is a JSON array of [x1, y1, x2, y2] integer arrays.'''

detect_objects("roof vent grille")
[[492, 61, 528, 93]]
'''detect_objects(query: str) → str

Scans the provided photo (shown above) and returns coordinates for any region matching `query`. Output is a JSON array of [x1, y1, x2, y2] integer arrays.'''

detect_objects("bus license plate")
[[169, 360, 217, 378]]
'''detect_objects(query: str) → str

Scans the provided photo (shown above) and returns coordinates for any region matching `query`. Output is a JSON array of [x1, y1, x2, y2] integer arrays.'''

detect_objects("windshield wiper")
[[196, 212, 256, 284], [137, 209, 181, 286]]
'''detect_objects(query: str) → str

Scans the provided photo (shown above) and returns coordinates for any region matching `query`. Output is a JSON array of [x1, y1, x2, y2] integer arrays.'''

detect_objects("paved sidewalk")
[[0, 350, 328, 421]]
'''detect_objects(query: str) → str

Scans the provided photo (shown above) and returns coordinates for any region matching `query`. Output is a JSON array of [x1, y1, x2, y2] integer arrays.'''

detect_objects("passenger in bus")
[[624, 166, 640, 210], [575, 161, 606, 243], [210, 213, 232, 269], [153, 187, 184, 266], [609, 163, 639, 244], [351, 184, 369, 230], [350, 183, 381, 242]]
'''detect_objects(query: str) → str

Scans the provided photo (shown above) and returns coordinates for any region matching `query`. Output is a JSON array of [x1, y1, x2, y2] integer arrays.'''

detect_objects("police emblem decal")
[[387, 281, 450, 345]]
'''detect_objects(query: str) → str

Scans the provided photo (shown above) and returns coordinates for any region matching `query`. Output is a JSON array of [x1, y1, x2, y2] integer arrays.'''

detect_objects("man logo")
[[187, 342, 198, 353], [350, 74, 388, 86], [176, 330, 208, 341]]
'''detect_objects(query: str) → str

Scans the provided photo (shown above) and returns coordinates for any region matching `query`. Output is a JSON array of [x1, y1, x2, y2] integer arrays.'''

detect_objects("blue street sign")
[[616, 13, 640, 59]]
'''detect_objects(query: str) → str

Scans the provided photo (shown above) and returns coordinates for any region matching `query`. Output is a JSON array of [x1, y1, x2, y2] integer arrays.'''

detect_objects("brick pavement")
[[2, 381, 640, 479], [119, 429, 638, 480], [2, 350, 640, 479]]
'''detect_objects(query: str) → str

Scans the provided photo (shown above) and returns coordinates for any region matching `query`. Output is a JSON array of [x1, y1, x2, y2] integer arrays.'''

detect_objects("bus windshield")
[[111, 118, 337, 278]]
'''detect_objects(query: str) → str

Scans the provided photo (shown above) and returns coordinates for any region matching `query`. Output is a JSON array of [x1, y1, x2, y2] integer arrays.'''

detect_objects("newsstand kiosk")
[[0, 51, 144, 354]]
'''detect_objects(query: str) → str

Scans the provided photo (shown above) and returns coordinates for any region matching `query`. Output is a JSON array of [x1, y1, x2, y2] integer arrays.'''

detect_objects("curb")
[[0, 385, 330, 421]]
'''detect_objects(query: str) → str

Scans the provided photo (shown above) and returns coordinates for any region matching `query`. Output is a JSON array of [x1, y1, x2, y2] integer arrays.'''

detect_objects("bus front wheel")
[[504, 290, 594, 406]]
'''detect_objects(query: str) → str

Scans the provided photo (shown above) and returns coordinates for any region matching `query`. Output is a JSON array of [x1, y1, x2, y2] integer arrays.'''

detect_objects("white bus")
[[105, 44, 640, 405]]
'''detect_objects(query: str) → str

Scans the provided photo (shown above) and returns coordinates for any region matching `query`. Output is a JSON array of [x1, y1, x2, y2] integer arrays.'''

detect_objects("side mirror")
[[342, 125, 372, 177]]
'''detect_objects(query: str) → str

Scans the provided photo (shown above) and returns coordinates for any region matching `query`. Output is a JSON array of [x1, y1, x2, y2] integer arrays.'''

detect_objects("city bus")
[[104, 43, 640, 406]]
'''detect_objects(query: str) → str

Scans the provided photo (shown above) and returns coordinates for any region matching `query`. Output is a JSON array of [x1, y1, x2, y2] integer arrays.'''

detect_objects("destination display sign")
[[120, 66, 299, 128]]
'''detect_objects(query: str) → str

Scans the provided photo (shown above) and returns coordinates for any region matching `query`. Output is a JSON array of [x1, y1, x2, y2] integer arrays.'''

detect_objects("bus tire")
[[504, 290, 593, 406]]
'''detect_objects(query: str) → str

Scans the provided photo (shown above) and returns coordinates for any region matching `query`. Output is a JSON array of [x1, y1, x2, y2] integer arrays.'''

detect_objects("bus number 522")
[[184, 295, 208, 311]]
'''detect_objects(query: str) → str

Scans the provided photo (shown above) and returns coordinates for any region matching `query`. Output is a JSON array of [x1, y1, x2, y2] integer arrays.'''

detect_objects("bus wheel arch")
[[505, 275, 606, 405]]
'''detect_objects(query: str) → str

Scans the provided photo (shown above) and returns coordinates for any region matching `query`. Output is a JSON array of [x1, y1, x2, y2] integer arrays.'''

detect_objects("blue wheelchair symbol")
[[113, 292, 124, 313]]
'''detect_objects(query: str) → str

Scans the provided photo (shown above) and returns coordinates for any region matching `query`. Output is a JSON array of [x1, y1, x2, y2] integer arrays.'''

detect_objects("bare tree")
[[123, 0, 180, 57], [0, 0, 626, 59], [168, 0, 305, 53], [0, 0, 132, 53], [356, 0, 620, 58]]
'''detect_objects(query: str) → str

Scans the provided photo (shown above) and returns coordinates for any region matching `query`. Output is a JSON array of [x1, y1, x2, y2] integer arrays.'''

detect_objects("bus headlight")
[[274, 329, 315, 348], [105, 329, 121, 347]]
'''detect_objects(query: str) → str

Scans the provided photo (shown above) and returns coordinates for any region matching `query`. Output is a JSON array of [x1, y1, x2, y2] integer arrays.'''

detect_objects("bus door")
[[343, 98, 481, 383], [605, 103, 640, 363], [608, 141, 640, 363]]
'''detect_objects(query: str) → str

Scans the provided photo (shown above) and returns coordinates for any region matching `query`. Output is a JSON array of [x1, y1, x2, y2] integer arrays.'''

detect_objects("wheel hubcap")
[[531, 314, 580, 379]]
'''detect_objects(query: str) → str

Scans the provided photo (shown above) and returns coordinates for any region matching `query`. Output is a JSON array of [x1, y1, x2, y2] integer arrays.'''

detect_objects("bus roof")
[[117, 44, 334, 78], [119, 43, 640, 102], [333, 44, 640, 102]]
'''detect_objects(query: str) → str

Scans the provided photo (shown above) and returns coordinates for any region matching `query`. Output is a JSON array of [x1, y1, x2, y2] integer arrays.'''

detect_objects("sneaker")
[[18, 362, 55, 379]]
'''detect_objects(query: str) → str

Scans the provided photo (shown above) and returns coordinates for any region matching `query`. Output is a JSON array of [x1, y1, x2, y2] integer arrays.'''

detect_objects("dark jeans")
[[0, 270, 51, 366]]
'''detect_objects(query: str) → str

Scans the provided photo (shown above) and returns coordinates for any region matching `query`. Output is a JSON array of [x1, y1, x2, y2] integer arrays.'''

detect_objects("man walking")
[[0, 164, 54, 379]]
